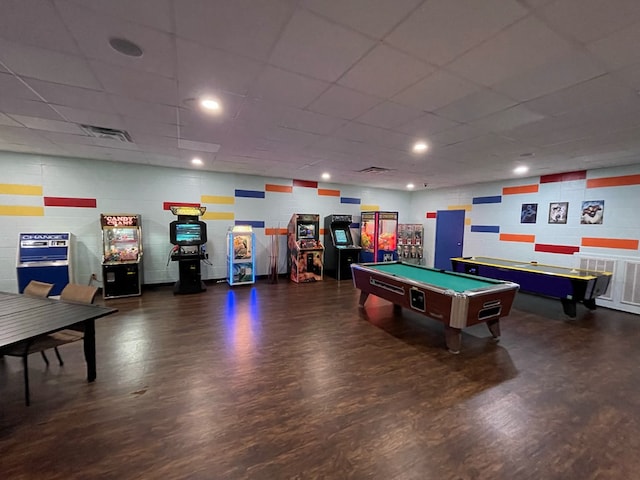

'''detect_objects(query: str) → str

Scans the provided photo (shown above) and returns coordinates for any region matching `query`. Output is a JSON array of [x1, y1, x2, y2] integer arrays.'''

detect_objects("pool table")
[[351, 262, 519, 354], [450, 256, 613, 318]]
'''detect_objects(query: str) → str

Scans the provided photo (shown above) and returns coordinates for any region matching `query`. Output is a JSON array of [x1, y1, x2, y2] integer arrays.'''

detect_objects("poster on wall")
[[520, 203, 538, 223], [581, 200, 604, 224], [548, 202, 568, 224]]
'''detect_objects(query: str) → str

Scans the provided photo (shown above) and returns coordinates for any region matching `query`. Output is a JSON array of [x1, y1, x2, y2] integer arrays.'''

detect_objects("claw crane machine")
[[360, 211, 398, 263], [100, 213, 143, 299]]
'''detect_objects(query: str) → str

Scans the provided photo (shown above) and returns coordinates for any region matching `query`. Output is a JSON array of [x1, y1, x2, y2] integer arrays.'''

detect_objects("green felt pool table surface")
[[368, 262, 503, 292]]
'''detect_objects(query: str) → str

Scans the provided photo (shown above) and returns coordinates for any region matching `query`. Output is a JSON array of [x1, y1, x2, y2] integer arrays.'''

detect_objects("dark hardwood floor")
[[1, 277, 639, 479]]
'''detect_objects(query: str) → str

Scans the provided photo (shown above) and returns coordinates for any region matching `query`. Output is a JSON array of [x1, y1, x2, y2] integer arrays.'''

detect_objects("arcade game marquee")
[[287, 213, 324, 283], [101, 214, 143, 299]]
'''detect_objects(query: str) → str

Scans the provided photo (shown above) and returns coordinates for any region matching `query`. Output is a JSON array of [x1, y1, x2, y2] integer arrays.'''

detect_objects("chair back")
[[60, 284, 99, 305], [24, 280, 54, 298]]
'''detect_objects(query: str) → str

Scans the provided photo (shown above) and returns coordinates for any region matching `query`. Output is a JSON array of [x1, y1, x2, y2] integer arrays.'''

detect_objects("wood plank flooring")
[[1, 277, 639, 479]]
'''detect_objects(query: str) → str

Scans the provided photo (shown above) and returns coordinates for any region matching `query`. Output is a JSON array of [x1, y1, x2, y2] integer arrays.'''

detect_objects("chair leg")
[[54, 347, 64, 366], [41, 350, 50, 366], [23, 355, 30, 406]]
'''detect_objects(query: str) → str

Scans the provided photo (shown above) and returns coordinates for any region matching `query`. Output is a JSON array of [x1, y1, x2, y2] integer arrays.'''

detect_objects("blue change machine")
[[16, 232, 73, 296]]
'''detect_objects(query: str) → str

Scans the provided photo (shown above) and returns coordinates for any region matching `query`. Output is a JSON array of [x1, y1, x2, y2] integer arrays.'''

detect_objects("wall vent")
[[358, 166, 394, 174], [80, 124, 133, 143], [621, 261, 640, 307], [579, 256, 615, 300]]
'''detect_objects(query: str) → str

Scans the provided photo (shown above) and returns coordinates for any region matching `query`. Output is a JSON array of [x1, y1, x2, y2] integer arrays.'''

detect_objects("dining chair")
[[1, 283, 99, 405]]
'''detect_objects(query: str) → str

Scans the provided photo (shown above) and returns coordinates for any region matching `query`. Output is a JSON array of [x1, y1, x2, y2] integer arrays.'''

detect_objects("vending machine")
[[398, 223, 424, 265], [16, 232, 73, 296], [360, 211, 398, 263], [101, 214, 143, 299], [287, 213, 324, 283], [227, 225, 256, 286]]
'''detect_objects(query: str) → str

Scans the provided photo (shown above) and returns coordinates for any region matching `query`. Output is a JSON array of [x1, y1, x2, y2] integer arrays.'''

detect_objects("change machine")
[[323, 215, 361, 281], [101, 214, 143, 299], [17, 232, 73, 296], [287, 213, 324, 283], [169, 206, 208, 294], [360, 211, 399, 263], [227, 225, 256, 286]]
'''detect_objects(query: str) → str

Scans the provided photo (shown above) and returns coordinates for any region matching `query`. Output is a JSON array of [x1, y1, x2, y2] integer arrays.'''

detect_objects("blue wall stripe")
[[235, 220, 265, 228], [472, 195, 502, 204], [340, 197, 361, 204], [351, 223, 360, 229], [470, 225, 500, 233], [235, 189, 265, 199]]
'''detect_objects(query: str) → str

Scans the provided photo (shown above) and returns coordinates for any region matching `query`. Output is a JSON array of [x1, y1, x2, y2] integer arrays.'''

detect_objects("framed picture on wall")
[[548, 202, 568, 224], [581, 200, 604, 224], [520, 203, 538, 223]]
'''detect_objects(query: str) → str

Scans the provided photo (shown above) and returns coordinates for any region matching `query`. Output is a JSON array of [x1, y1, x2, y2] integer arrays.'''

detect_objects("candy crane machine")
[[101, 214, 143, 299], [287, 213, 324, 283]]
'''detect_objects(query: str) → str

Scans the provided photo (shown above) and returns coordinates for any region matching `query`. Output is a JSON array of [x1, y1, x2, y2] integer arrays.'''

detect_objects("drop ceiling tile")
[[307, 85, 382, 120], [175, 0, 296, 61], [469, 105, 546, 133], [385, 0, 528, 66], [587, 21, 640, 70], [90, 60, 178, 105], [0, 39, 100, 89], [0, 72, 41, 101], [56, 1, 177, 78], [447, 17, 575, 87], [301, 0, 422, 38], [53, 105, 125, 130], [0, 97, 63, 120], [39, 130, 101, 146], [177, 39, 264, 98], [435, 89, 517, 123], [123, 119, 178, 138], [23, 78, 113, 112], [0, 0, 80, 54], [392, 70, 481, 112], [338, 44, 434, 98], [0, 113, 22, 127], [64, 0, 173, 32], [492, 51, 606, 101], [248, 66, 330, 108], [540, 0, 640, 44], [280, 108, 347, 135], [109, 95, 177, 123], [355, 101, 424, 129], [394, 113, 460, 137], [269, 9, 375, 82], [428, 124, 489, 146], [7, 114, 85, 134]]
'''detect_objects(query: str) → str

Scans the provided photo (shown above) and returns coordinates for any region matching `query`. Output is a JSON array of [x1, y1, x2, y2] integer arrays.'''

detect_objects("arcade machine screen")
[[298, 224, 316, 240], [334, 228, 349, 245], [171, 221, 207, 245]]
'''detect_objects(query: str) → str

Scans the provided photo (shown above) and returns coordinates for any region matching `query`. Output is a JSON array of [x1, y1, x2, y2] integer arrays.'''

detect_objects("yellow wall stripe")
[[448, 204, 472, 211], [361, 204, 379, 211], [0, 205, 45, 216], [465, 217, 471, 225], [0, 184, 43, 196], [202, 211, 235, 220], [201, 195, 235, 205]]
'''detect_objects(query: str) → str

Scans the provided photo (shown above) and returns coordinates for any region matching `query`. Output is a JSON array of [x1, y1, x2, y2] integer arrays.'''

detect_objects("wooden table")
[[0, 291, 118, 382]]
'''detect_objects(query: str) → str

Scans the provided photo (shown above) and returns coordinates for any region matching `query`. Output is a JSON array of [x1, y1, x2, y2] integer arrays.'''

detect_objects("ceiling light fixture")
[[413, 141, 428, 153], [406, 183, 415, 189], [321, 172, 330, 180], [514, 165, 529, 175], [191, 157, 203, 166], [200, 98, 221, 112]]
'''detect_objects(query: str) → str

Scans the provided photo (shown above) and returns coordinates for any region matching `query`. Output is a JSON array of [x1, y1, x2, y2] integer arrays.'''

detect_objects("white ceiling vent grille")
[[358, 166, 394, 174], [80, 124, 133, 143]]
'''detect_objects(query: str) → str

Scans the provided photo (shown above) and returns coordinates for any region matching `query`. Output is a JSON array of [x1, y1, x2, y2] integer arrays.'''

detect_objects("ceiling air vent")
[[358, 166, 394, 174], [80, 124, 133, 143]]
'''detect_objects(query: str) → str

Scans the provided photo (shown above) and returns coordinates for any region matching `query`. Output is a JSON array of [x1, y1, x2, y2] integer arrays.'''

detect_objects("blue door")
[[434, 210, 465, 270]]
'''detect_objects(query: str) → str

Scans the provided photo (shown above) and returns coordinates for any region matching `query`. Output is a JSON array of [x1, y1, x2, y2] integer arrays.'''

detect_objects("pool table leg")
[[444, 326, 461, 354], [358, 291, 370, 307], [486, 319, 501, 341]]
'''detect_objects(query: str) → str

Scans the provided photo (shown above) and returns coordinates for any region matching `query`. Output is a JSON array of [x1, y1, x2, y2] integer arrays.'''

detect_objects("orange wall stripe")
[[581, 237, 639, 250], [500, 233, 536, 243], [265, 184, 293, 193], [448, 204, 472, 211], [503, 184, 539, 195], [0, 183, 43, 196], [0, 205, 45, 216], [318, 188, 340, 197], [265, 228, 287, 235], [586, 174, 640, 188]]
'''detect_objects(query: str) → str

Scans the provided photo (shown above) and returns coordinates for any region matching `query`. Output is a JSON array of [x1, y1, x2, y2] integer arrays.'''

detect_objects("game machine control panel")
[[287, 213, 324, 283]]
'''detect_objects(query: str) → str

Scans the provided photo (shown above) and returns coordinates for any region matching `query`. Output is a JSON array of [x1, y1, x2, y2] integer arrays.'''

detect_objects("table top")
[[355, 262, 512, 293], [0, 292, 118, 349], [451, 256, 613, 279]]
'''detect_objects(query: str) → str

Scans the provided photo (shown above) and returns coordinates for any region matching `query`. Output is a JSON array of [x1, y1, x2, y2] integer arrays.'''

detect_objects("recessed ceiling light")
[[321, 172, 330, 180], [108, 37, 143, 57], [191, 157, 203, 166], [514, 165, 529, 174], [413, 141, 428, 153], [406, 183, 415, 189], [200, 98, 221, 112]]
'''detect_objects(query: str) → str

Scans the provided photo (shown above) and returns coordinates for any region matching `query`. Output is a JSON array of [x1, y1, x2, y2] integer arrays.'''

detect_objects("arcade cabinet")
[[323, 214, 361, 280], [169, 206, 208, 294], [360, 211, 399, 263], [101, 214, 143, 299], [287, 213, 324, 283], [226, 225, 255, 286], [16, 232, 73, 296]]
